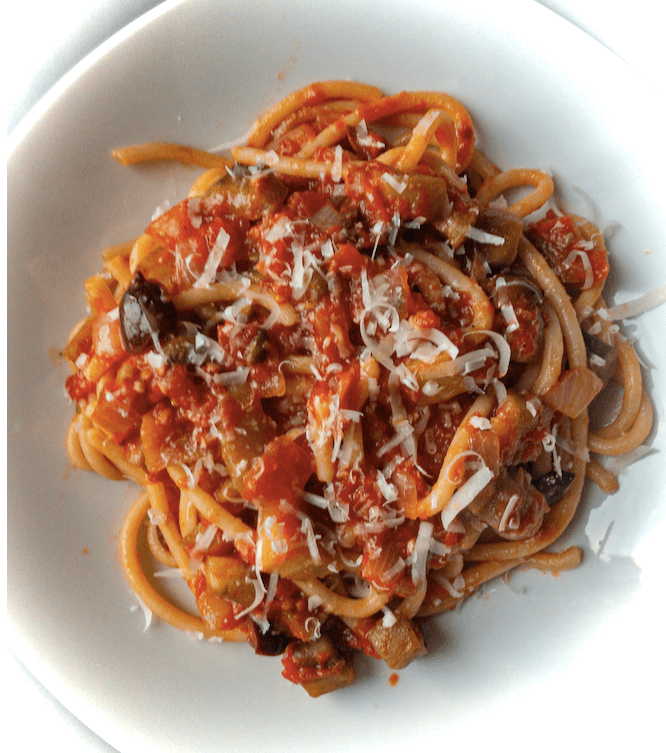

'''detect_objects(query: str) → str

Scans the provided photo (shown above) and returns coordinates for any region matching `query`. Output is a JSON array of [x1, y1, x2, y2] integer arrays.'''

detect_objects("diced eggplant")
[[204, 556, 257, 606], [302, 663, 356, 697], [248, 620, 292, 657], [582, 330, 618, 385], [119, 272, 177, 353], [204, 171, 289, 221], [366, 614, 427, 670], [532, 469, 576, 506], [216, 384, 272, 490], [469, 466, 549, 540], [474, 207, 524, 267], [282, 635, 356, 697], [543, 366, 604, 418]]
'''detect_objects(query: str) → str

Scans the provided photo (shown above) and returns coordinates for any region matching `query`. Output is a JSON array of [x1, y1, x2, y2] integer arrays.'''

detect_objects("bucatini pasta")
[[64, 81, 661, 696]]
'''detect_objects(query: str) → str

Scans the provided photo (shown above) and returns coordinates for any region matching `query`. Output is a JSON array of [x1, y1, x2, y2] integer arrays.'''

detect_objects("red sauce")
[[527, 210, 609, 289]]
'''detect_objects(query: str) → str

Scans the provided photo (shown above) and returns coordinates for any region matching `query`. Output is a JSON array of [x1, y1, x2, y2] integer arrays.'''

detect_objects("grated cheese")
[[604, 282, 666, 321], [151, 199, 171, 221], [307, 594, 324, 611], [234, 578, 267, 619], [212, 366, 250, 386], [189, 523, 218, 567], [411, 521, 434, 584], [147, 508, 167, 526], [381, 607, 398, 628], [382, 172, 408, 194], [440, 462, 494, 529], [428, 539, 451, 557], [395, 319, 459, 362], [382, 557, 406, 581], [498, 494, 520, 532], [492, 378, 507, 406], [452, 344, 495, 375], [194, 227, 230, 288], [433, 573, 464, 598], [465, 226, 505, 246], [469, 416, 492, 430], [146, 351, 167, 369], [187, 198, 203, 228], [299, 515, 322, 564], [563, 248, 594, 290], [500, 302, 520, 334], [129, 592, 153, 633], [331, 145, 343, 182], [464, 330, 511, 376], [377, 469, 398, 502]]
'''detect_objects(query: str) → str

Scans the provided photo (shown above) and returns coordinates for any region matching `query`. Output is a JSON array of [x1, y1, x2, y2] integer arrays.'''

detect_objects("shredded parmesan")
[[382, 557, 406, 581], [381, 607, 398, 628], [464, 330, 511, 376], [440, 463, 494, 529], [465, 226, 505, 245], [331, 145, 343, 182], [188, 524, 218, 569], [377, 470, 398, 502], [194, 228, 230, 288], [234, 578, 267, 619], [604, 282, 666, 320], [563, 249, 594, 290], [299, 515, 322, 564], [492, 379, 507, 406], [129, 592, 153, 632], [382, 172, 408, 194], [411, 521, 434, 584], [500, 302, 520, 333], [498, 494, 520, 532], [151, 199, 171, 221], [433, 573, 464, 598]]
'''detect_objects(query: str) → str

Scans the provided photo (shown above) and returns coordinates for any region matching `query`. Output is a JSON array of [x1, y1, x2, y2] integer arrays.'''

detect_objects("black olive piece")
[[582, 330, 618, 384], [119, 272, 178, 353], [248, 620, 291, 656], [532, 469, 576, 507]]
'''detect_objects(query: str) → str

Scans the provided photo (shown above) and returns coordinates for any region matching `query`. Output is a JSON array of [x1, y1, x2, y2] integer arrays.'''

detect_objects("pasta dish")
[[63, 81, 656, 696]]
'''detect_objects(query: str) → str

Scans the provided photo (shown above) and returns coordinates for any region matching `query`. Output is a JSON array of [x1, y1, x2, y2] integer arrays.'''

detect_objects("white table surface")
[[5, 1, 663, 750]]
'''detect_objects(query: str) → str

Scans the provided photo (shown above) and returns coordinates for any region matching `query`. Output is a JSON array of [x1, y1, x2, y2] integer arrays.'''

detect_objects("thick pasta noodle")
[[64, 81, 657, 697]]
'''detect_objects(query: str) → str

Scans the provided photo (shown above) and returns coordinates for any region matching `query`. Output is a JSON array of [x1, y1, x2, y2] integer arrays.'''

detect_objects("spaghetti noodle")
[[64, 81, 656, 696]]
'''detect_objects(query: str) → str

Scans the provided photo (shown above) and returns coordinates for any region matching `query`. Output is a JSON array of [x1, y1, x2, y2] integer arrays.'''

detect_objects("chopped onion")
[[310, 203, 341, 228], [543, 366, 603, 418]]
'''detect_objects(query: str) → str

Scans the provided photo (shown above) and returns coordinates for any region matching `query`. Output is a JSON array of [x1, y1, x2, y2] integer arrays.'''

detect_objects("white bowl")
[[8, 1, 666, 751]]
